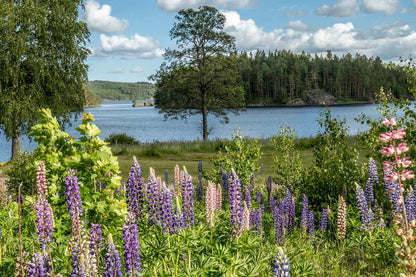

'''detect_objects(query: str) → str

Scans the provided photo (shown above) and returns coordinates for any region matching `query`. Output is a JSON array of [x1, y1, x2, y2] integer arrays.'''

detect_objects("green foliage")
[[213, 129, 262, 186], [150, 6, 245, 141], [305, 109, 365, 208], [84, 85, 102, 107], [0, 0, 89, 159], [87, 80, 155, 101], [238, 50, 409, 105], [105, 133, 137, 145], [27, 109, 126, 228], [271, 124, 304, 190]]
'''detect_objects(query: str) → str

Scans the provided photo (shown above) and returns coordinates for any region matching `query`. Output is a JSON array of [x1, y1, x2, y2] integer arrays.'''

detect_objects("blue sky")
[[83, 0, 416, 82]]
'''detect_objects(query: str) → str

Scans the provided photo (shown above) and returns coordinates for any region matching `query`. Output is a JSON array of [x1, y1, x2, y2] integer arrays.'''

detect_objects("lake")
[[0, 101, 383, 162]]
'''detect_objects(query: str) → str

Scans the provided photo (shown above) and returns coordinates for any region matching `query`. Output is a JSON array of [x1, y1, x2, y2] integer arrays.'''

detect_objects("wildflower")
[[300, 194, 308, 233], [284, 188, 295, 233], [308, 211, 314, 238], [402, 170, 415, 180], [383, 161, 394, 171], [147, 171, 159, 226], [126, 157, 144, 219], [256, 190, 262, 204], [182, 170, 195, 227], [402, 157, 412, 168], [355, 183, 374, 230], [382, 118, 391, 126], [368, 158, 379, 184], [27, 252, 47, 277], [337, 196, 347, 240], [89, 224, 104, 258], [273, 247, 290, 277], [381, 145, 395, 156], [244, 187, 252, 210], [216, 184, 222, 211], [365, 178, 374, 205], [103, 234, 122, 277], [320, 208, 328, 232], [123, 213, 141, 277], [205, 181, 216, 227], [229, 169, 243, 236], [161, 187, 175, 234], [242, 202, 250, 232], [379, 133, 391, 142], [36, 161, 47, 198]]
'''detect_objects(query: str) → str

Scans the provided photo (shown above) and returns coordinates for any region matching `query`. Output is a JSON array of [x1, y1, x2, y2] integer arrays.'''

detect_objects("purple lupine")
[[284, 188, 295, 233], [89, 224, 104, 258], [229, 170, 243, 235], [320, 208, 328, 232], [256, 191, 262, 204], [27, 252, 47, 277], [161, 188, 174, 234], [308, 211, 315, 238], [364, 178, 374, 206], [355, 183, 374, 230], [244, 187, 252, 210], [182, 171, 195, 227], [123, 213, 141, 277], [222, 172, 229, 193], [405, 188, 416, 222], [384, 170, 402, 214], [269, 194, 277, 213], [173, 196, 185, 233], [248, 174, 254, 192], [65, 169, 83, 219], [273, 247, 290, 277], [368, 158, 379, 185], [35, 198, 54, 248], [250, 207, 263, 235], [147, 173, 159, 226], [274, 202, 285, 245], [103, 234, 123, 277], [126, 157, 144, 219], [300, 194, 309, 233]]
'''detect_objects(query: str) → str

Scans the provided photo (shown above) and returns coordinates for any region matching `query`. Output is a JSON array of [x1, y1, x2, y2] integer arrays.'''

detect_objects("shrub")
[[105, 133, 137, 144]]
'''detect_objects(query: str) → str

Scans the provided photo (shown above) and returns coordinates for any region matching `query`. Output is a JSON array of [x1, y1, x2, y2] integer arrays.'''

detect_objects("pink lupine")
[[390, 118, 397, 126], [383, 118, 391, 126], [402, 157, 412, 168], [381, 145, 395, 156], [402, 170, 415, 180], [392, 130, 405, 140], [383, 161, 394, 171], [398, 143, 409, 153], [379, 133, 391, 142], [384, 172, 399, 182]]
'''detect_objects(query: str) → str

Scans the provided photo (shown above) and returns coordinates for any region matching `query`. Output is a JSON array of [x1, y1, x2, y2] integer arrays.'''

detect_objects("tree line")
[[238, 50, 409, 104], [87, 81, 155, 101]]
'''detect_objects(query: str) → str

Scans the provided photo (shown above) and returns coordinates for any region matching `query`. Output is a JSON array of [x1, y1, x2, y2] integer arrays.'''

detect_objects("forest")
[[238, 50, 410, 104], [87, 81, 155, 101]]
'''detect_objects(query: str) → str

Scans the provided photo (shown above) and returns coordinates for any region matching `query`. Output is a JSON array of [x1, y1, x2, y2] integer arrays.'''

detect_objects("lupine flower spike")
[[123, 213, 141, 277], [337, 196, 347, 240], [103, 233, 122, 277], [273, 247, 290, 277], [300, 194, 308, 233]]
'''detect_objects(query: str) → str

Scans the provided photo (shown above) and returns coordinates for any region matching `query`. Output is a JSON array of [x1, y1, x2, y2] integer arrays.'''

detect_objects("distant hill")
[[87, 80, 155, 100]]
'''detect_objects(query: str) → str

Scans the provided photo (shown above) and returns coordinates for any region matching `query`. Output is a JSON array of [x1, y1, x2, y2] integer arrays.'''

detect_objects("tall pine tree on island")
[[0, 0, 90, 160], [150, 6, 245, 141]]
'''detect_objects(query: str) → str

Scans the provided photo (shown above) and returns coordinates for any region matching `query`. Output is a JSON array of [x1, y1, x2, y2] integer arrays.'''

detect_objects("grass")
[[110, 135, 371, 184]]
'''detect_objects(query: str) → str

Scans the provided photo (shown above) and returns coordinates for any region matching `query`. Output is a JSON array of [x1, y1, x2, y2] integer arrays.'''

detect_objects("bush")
[[105, 133, 137, 144]]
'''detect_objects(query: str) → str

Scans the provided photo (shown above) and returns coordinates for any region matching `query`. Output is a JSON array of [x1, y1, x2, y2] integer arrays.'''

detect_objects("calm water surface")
[[0, 101, 382, 162]]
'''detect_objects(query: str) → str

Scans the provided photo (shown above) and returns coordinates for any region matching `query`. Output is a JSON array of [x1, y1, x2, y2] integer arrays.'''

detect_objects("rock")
[[133, 101, 154, 107]]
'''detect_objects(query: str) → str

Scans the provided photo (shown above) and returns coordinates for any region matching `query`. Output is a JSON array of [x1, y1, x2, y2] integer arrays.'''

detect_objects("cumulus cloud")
[[130, 66, 143, 73], [285, 9, 308, 17], [362, 0, 400, 15], [223, 11, 416, 60], [315, 0, 361, 17], [285, 20, 310, 31], [100, 34, 164, 58], [83, 0, 129, 33], [156, 0, 256, 12]]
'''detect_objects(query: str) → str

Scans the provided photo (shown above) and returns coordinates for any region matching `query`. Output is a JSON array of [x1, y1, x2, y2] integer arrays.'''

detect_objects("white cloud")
[[156, 0, 256, 12], [285, 20, 310, 31], [130, 66, 143, 73], [223, 11, 416, 60], [83, 0, 129, 33], [285, 9, 308, 17], [362, 0, 400, 15], [100, 34, 164, 58], [315, 0, 361, 17]]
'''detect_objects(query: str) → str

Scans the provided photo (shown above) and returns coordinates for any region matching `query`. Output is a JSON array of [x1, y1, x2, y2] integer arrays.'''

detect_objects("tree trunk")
[[12, 123, 21, 160], [202, 97, 208, 141]]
